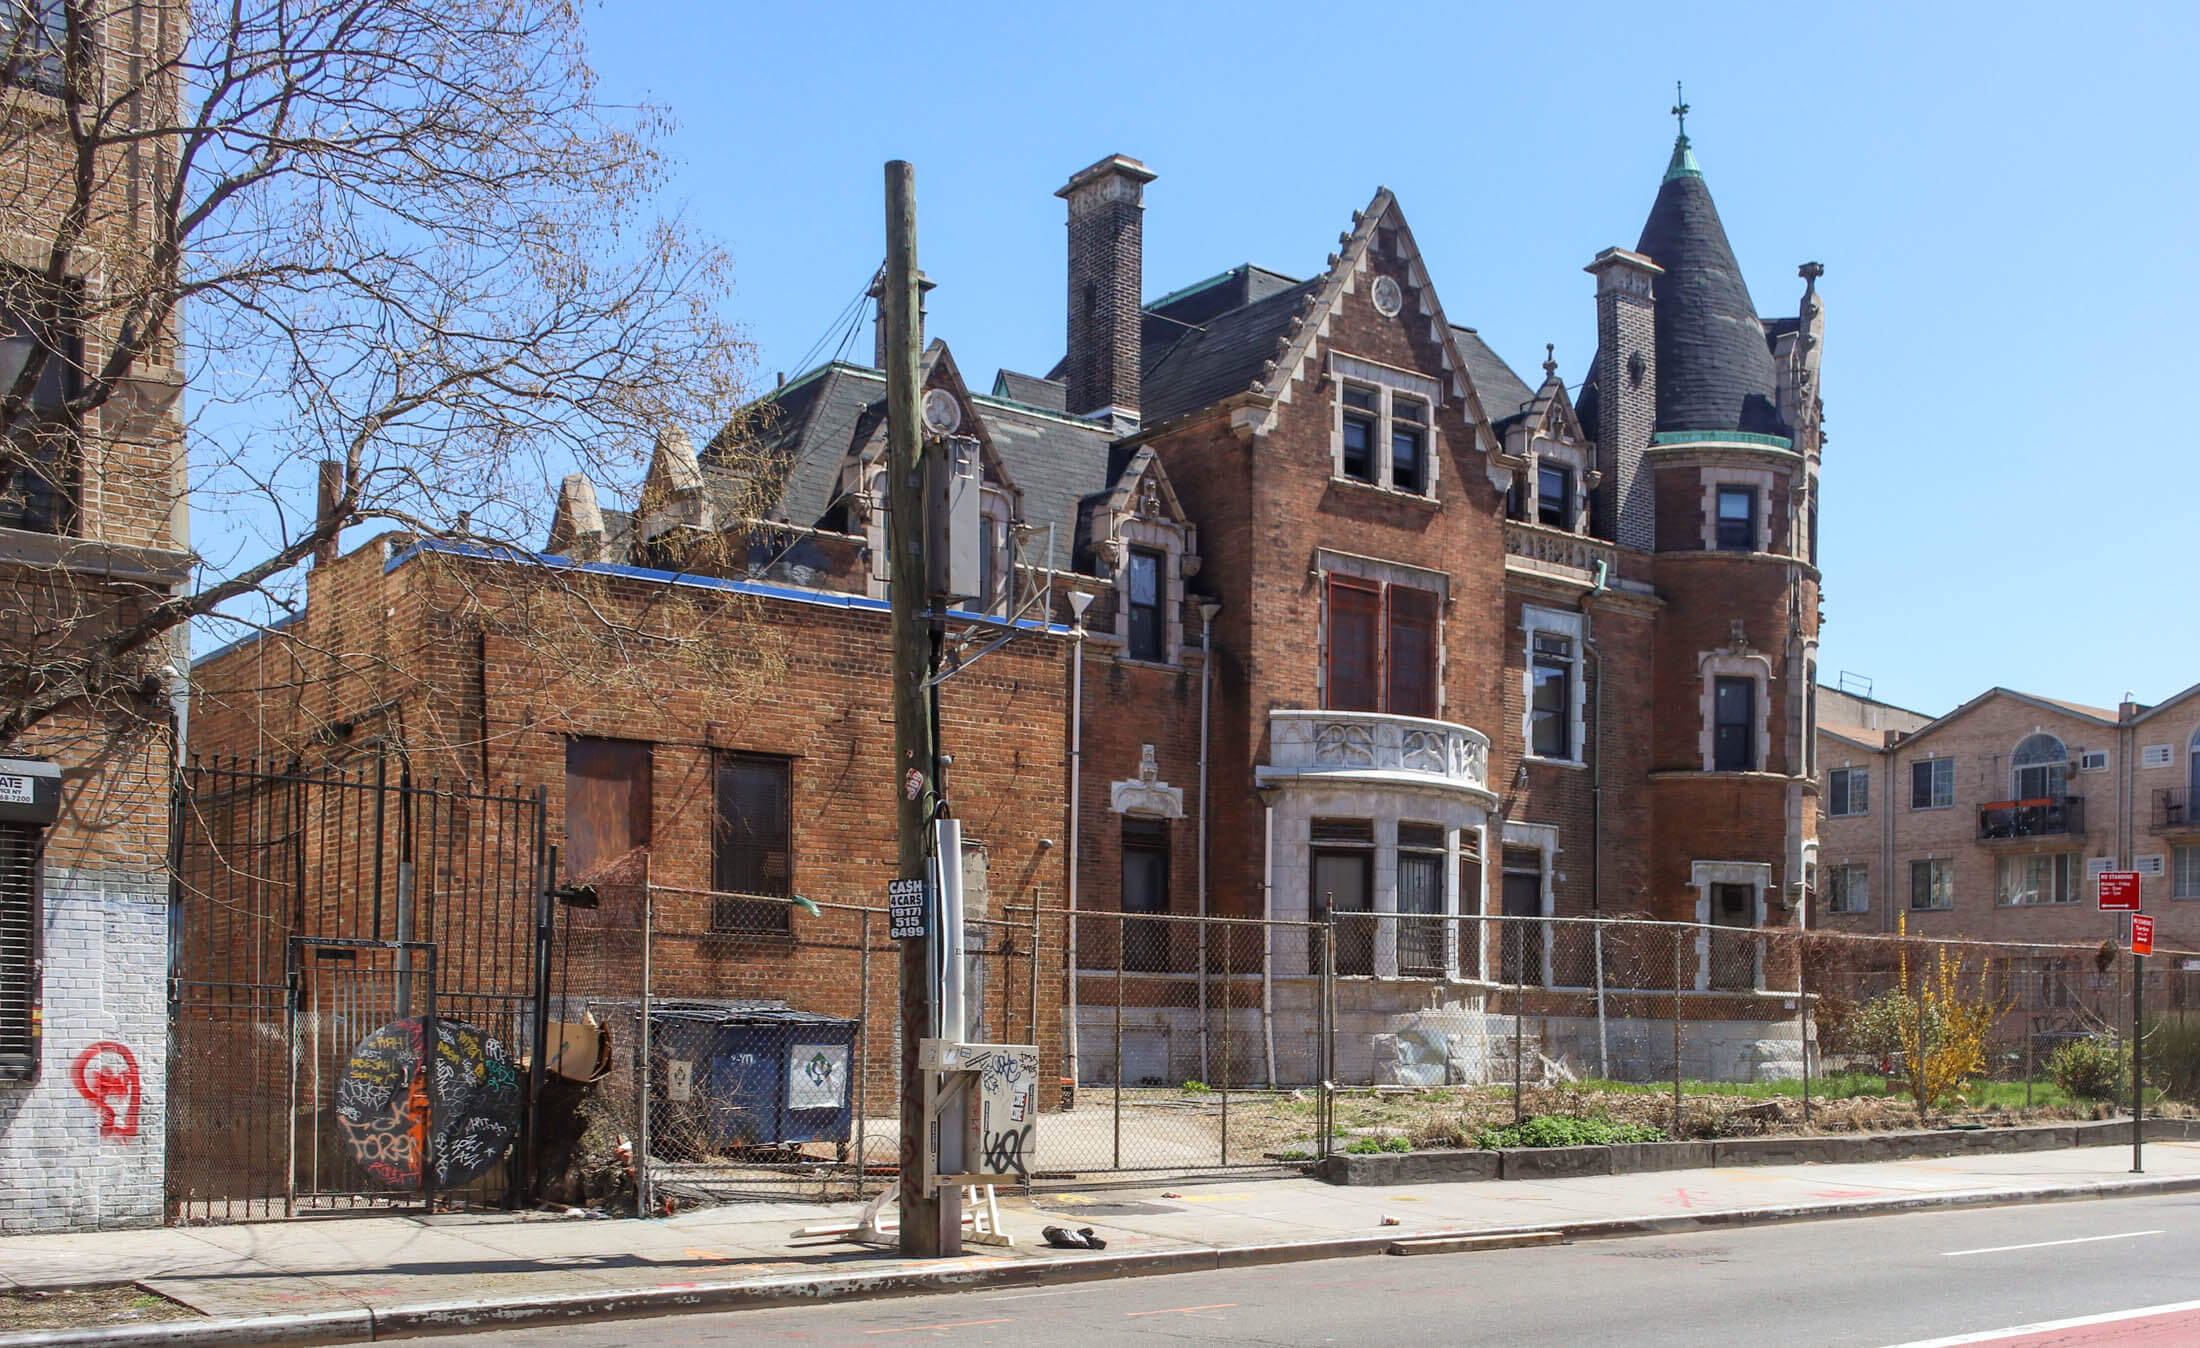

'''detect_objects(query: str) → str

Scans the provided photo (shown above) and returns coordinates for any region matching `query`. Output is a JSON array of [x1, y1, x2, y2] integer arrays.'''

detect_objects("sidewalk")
[[6, 1141, 2200, 1343]]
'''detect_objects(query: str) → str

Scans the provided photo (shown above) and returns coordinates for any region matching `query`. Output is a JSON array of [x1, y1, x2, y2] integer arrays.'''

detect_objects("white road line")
[[1938, 1229, 2162, 1257], [1884, 1297, 2200, 1346]]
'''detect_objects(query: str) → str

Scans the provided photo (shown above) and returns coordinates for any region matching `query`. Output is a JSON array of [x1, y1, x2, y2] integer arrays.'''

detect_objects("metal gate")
[[167, 756, 545, 1222]]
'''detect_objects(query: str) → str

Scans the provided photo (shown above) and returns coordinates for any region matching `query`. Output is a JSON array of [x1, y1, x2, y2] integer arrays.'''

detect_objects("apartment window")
[[1713, 677, 1755, 772], [1537, 463, 1572, 530], [1391, 397, 1428, 494], [1910, 758, 1954, 810], [1324, 574, 1437, 719], [1530, 633, 1573, 759], [2011, 733, 2068, 800], [1397, 823, 1447, 976], [1120, 818, 1170, 973], [1828, 767, 1869, 817], [1311, 818, 1374, 976], [564, 738, 651, 883], [1125, 547, 1164, 662], [1, 0, 65, 98], [1332, 361, 1439, 496], [713, 754, 793, 933], [1909, 858, 1954, 911], [0, 821, 39, 1080], [0, 286, 79, 534], [1997, 853, 2081, 907], [2175, 846, 2200, 901], [1340, 385, 1378, 483], [1715, 486, 1756, 551], [1825, 863, 1868, 915]]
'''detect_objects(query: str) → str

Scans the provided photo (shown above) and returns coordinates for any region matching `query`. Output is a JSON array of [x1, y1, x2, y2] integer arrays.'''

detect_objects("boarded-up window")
[[1325, 576, 1381, 712], [714, 754, 793, 933], [564, 739, 651, 882], [1386, 586, 1438, 719], [1325, 575, 1440, 717]]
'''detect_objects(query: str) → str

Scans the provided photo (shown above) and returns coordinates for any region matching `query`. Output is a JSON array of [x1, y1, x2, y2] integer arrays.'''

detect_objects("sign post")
[[2101, 870, 2145, 1173]]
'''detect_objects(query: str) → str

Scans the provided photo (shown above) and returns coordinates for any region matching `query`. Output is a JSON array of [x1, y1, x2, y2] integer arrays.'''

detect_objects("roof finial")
[[1543, 343, 1557, 377], [1664, 81, 1702, 182]]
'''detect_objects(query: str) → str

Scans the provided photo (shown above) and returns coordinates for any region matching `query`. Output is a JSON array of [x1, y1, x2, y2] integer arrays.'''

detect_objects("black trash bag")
[[1041, 1225, 1107, 1250]]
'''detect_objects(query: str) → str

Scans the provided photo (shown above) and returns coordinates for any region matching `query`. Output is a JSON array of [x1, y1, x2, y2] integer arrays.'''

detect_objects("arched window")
[[2012, 733, 2068, 800]]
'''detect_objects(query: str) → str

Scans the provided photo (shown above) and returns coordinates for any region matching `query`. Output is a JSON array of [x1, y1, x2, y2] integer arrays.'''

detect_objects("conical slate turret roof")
[[1634, 137, 1787, 437]]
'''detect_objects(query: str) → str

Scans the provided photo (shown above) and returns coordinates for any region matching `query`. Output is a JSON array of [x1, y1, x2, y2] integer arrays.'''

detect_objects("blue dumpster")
[[650, 1000, 858, 1151]]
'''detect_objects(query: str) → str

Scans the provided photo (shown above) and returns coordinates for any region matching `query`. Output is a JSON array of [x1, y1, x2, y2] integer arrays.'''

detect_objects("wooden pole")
[[886, 160, 956, 1255]]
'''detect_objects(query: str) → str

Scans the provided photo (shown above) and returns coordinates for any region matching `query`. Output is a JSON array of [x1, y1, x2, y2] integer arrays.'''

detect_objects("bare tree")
[[0, 0, 774, 759]]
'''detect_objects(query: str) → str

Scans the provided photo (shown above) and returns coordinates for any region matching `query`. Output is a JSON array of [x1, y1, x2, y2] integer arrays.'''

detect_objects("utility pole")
[[885, 160, 959, 1255]]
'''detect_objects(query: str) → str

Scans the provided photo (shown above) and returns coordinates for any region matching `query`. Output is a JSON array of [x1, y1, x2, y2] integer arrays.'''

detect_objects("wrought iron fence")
[[166, 756, 544, 1222]]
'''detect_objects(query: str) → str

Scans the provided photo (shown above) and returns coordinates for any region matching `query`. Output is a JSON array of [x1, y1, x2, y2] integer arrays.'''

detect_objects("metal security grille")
[[0, 821, 37, 1078]]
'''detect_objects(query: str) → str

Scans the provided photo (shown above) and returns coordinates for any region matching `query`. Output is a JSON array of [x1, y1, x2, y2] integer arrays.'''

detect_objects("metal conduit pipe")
[[1063, 591, 1095, 1093]]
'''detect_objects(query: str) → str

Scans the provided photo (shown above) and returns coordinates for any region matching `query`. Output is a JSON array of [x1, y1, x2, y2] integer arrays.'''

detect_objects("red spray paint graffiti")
[[71, 1041, 142, 1139]]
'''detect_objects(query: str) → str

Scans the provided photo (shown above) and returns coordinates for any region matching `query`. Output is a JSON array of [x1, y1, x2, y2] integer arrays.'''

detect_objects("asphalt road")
[[455, 1193, 2200, 1346]]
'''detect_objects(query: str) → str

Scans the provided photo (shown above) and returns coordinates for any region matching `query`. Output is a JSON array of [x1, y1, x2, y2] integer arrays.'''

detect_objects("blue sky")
[[580, 0, 2200, 717]]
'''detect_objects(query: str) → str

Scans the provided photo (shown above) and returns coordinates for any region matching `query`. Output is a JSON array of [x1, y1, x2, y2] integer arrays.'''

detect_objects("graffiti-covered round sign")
[[334, 1017, 521, 1189]]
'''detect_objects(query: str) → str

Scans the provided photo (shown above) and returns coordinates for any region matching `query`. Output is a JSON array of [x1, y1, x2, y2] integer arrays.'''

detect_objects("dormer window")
[[1329, 355, 1444, 499], [1126, 547, 1164, 662], [1341, 385, 1378, 484], [1537, 464, 1572, 529]]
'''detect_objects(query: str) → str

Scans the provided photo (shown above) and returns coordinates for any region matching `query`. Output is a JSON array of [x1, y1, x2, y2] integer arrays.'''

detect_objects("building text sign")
[[2099, 871, 2142, 912]]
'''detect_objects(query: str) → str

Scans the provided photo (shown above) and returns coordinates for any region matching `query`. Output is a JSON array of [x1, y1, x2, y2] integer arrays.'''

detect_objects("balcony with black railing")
[[2154, 787, 2199, 834], [1978, 795, 2085, 841]]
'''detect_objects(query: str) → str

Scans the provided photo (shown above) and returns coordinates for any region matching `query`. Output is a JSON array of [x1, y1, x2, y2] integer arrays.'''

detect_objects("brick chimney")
[[1585, 247, 1662, 550], [1057, 154, 1156, 424]]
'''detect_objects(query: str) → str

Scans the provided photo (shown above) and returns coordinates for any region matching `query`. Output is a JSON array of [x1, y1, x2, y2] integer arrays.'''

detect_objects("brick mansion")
[[196, 123, 1832, 1084]]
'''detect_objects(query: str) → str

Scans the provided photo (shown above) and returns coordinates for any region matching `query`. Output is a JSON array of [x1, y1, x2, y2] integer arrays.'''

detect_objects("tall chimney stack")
[[1057, 154, 1156, 425]]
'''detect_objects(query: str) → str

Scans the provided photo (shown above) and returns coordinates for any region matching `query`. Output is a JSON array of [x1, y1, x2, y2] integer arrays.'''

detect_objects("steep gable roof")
[[1232, 189, 1515, 466]]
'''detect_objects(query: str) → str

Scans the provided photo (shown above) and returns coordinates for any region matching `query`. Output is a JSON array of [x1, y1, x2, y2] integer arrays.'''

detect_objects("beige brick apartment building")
[[1816, 682, 2200, 948], [0, 1, 190, 1231]]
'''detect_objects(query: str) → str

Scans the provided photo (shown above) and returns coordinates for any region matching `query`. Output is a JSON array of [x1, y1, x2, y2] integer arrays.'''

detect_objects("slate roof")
[[1451, 326, 1536, 421], [1139, 277, 1320, 426], [969, 393, 1115, 556], [1632, 159, 1790, 437], [718, 359, 1115, 566], [991, 370, 1066, 411]]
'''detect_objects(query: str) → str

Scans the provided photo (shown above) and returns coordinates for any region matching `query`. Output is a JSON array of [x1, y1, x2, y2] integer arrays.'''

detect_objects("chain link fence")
[[539, 870, 1040, 1208], [526, 880, 2200, 1204]]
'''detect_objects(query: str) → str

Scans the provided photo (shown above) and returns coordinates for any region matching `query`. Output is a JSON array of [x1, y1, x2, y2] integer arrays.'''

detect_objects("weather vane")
[[1672, 81, 1689, 138]]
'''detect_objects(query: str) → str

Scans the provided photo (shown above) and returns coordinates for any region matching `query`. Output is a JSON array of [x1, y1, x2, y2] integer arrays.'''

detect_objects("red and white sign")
[[2099, 871, 2143, 911], [2133, 914, 2156, 955]]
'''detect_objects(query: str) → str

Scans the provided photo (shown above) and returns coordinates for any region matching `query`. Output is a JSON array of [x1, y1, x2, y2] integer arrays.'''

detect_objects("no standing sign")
[[2098, 870, 2142, 912]]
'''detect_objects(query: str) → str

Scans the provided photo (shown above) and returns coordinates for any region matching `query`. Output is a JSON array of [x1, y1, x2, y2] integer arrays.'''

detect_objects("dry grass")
[[0, 1286, 196, 1332]]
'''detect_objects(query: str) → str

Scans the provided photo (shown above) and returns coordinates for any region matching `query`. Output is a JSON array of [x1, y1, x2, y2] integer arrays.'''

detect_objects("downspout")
[[1064, 591, 1095, 1093], [1262, 802, 1278, 1088], [1196, 601, 1220, 1085], [1580, 559, 1608, 911], [1581, 559, 1608, 1078]]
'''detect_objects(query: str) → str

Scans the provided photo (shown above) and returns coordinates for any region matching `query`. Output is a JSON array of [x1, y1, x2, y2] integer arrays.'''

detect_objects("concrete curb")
[[11, 1172, 2200, 1346]]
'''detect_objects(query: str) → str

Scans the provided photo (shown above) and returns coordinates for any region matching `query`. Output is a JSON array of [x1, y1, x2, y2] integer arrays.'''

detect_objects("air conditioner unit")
[[2078, 750, 2109, 773]]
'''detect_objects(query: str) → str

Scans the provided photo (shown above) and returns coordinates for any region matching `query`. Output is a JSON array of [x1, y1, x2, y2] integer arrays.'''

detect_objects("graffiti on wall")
[[333, 1017, 520, 1189], [71, 1041, 142, 1139]]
